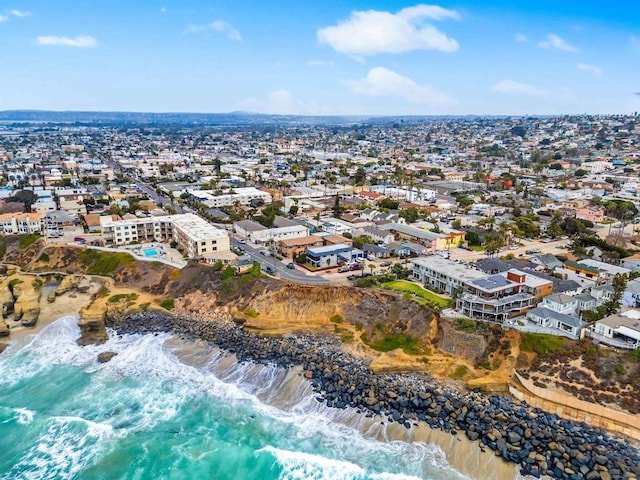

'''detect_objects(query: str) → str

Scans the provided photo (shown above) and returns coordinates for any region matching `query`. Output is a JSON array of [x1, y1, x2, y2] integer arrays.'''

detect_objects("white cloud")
[[578, 63, 602, 76], [11, 9, 31, 17], [185, 20, 242, 41], [492, 79, 549, 98], [515, 33, 528, 43], [36, 35, 97, 48], [238, 90, 316, 115], [345, 67, 454, 106], [160, 7, 167, 14], [538, 33, 578, 52], [317, 4, 459, 55], [0, 15, 7, 22]]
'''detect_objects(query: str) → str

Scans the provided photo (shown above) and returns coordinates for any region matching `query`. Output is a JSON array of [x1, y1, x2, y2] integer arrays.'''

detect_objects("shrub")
[[364, 333, 421, 355], [244, 307, 259, 318], [341, 333, 354, 343], [39, 252, 50, 263], [19, 234, 40, 250], [614, 364, 626, 376], [160, 298, 175, 310], [449, 365, 468, 380], [520, 333, 568, 355], [80, 249, 134, 276], [456, 317, 476, 332], [96, 286, 110, 298], [108, 293, 139, 304], [330, 314, 343, 324], [222, 266, 235, 280]]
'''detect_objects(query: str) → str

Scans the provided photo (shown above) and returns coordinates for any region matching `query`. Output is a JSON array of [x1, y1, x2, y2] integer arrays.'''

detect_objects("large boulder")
[[77, 305, 108, 346], [0, 321, 9, 337], [12, 281, 41, 327], [55, 275, 80, 297], [0, 282, 15, 318]]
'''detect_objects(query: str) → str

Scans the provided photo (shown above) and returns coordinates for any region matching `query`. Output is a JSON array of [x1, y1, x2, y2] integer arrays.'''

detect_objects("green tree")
[[332, 194, 342, 218], [603, 273, 627, 316], [399, 207, 419, 223], [465, 231, 480, 246], [451, 219, 462, 230]]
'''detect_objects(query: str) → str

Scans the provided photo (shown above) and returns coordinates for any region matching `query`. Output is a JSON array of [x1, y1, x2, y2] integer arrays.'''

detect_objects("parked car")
[[380, 261, 391, 267], [286, 262, 295, 270], [265, 266, 276, 275], [347, 274, 358, 280], [338, 266, 350, 273], [73, 237, 86, 244], [349, 263, 362, 271]]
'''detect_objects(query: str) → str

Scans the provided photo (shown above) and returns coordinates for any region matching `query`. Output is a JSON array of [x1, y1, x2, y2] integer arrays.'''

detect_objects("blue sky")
[[1, 0, 639, 115]]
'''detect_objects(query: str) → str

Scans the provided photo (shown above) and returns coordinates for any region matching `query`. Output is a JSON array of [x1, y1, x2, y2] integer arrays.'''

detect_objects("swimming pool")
[[143, 248, 159, 257]]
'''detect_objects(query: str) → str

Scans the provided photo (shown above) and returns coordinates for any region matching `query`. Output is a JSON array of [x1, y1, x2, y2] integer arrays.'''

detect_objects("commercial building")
[[100, 213, 229, 259]]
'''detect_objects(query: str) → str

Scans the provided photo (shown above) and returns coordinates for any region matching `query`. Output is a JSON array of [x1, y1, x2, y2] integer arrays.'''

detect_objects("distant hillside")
[[0, 110, 500, 126], [0, 110, 371, 126]]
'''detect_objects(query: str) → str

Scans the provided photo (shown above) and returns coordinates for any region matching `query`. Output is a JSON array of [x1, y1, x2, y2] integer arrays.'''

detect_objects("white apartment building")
[[0, 213, 43, 235], [100, 213, 229, 259], [410, 256, 486, 296], [234, 218, 309, 245], [188, 187, 272, 208]]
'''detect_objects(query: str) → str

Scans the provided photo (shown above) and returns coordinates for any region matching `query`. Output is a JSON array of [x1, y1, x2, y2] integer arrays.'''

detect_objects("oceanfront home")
[[588, 312, 640, 350]]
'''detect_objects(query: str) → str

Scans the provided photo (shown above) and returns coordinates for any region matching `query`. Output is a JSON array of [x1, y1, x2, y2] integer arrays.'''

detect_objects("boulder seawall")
[[106, 310, 640, 480]]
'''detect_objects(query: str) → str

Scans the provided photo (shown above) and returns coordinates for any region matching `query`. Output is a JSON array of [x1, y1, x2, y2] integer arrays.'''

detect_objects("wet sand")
[[169, 337, 522, 480]]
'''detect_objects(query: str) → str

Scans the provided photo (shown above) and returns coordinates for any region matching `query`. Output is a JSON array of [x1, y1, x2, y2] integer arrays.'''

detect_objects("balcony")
[[587, 330, 640, 350]]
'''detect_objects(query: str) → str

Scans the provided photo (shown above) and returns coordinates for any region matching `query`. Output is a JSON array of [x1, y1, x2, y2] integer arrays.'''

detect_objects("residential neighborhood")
[[1, 115, 640, 350]]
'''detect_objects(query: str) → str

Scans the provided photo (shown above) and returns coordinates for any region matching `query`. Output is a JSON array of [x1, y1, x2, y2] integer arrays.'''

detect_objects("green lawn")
[[471, 245, 484, 251], [381, 280, 453, 307]]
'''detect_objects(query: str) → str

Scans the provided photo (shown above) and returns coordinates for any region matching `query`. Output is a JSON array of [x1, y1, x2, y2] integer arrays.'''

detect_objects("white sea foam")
[[1, 315, 470, 480], [260, 445, 425, 480], [4, 414, 114, 480], [13, 407, 34, 425]]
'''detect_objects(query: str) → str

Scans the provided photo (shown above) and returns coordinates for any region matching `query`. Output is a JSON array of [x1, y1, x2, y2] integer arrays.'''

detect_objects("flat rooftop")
[[411, 256, 486, 282]]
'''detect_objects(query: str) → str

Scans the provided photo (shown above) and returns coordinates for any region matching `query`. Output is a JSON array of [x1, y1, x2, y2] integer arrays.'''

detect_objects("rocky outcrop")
[[234, 283, 434, 342], [77, 305, 108, 346], [0, 281, 15, 318], [12, 281, 41, 327], [97, 351, 117, 363], [54, 275, 80, 297]]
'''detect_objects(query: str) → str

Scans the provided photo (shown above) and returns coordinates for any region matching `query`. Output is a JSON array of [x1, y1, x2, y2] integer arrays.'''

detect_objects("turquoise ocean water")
[[0, 316, 473, 480]]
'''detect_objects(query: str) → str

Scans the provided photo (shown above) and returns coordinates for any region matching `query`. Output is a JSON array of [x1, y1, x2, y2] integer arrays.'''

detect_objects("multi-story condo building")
[[234, 217, 309, 245], [0, 213, 42, 235], [410, 256, 486, 296], [457, 270, 553, 322], [100, 213, 229, 259], [188, 187, 272, 208]]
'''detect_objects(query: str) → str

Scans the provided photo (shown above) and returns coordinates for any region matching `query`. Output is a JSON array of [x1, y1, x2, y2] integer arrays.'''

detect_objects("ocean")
[[0, 316, 496, 480]]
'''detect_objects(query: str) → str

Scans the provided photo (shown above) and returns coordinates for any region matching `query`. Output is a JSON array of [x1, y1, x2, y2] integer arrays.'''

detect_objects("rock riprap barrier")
[[107, 311, 640, 480]]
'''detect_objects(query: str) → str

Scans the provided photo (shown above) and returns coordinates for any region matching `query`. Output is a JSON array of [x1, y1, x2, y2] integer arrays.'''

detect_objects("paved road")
[[448, 237, 570, 262], [232, 239, 330, 284]]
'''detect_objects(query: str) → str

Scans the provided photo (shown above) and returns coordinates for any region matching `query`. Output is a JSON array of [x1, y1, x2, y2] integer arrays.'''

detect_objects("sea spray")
[[0, 316, 476, 480]]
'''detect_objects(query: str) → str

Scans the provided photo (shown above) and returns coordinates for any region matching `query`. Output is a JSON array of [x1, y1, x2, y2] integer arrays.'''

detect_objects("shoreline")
[[106, 310, 640, 480], [166, 336, 518, 480], [2, 275, 102, 346]]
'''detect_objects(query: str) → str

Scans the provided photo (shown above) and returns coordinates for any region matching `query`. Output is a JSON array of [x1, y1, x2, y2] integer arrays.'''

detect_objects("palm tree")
[[368, 263, 376, 275]]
